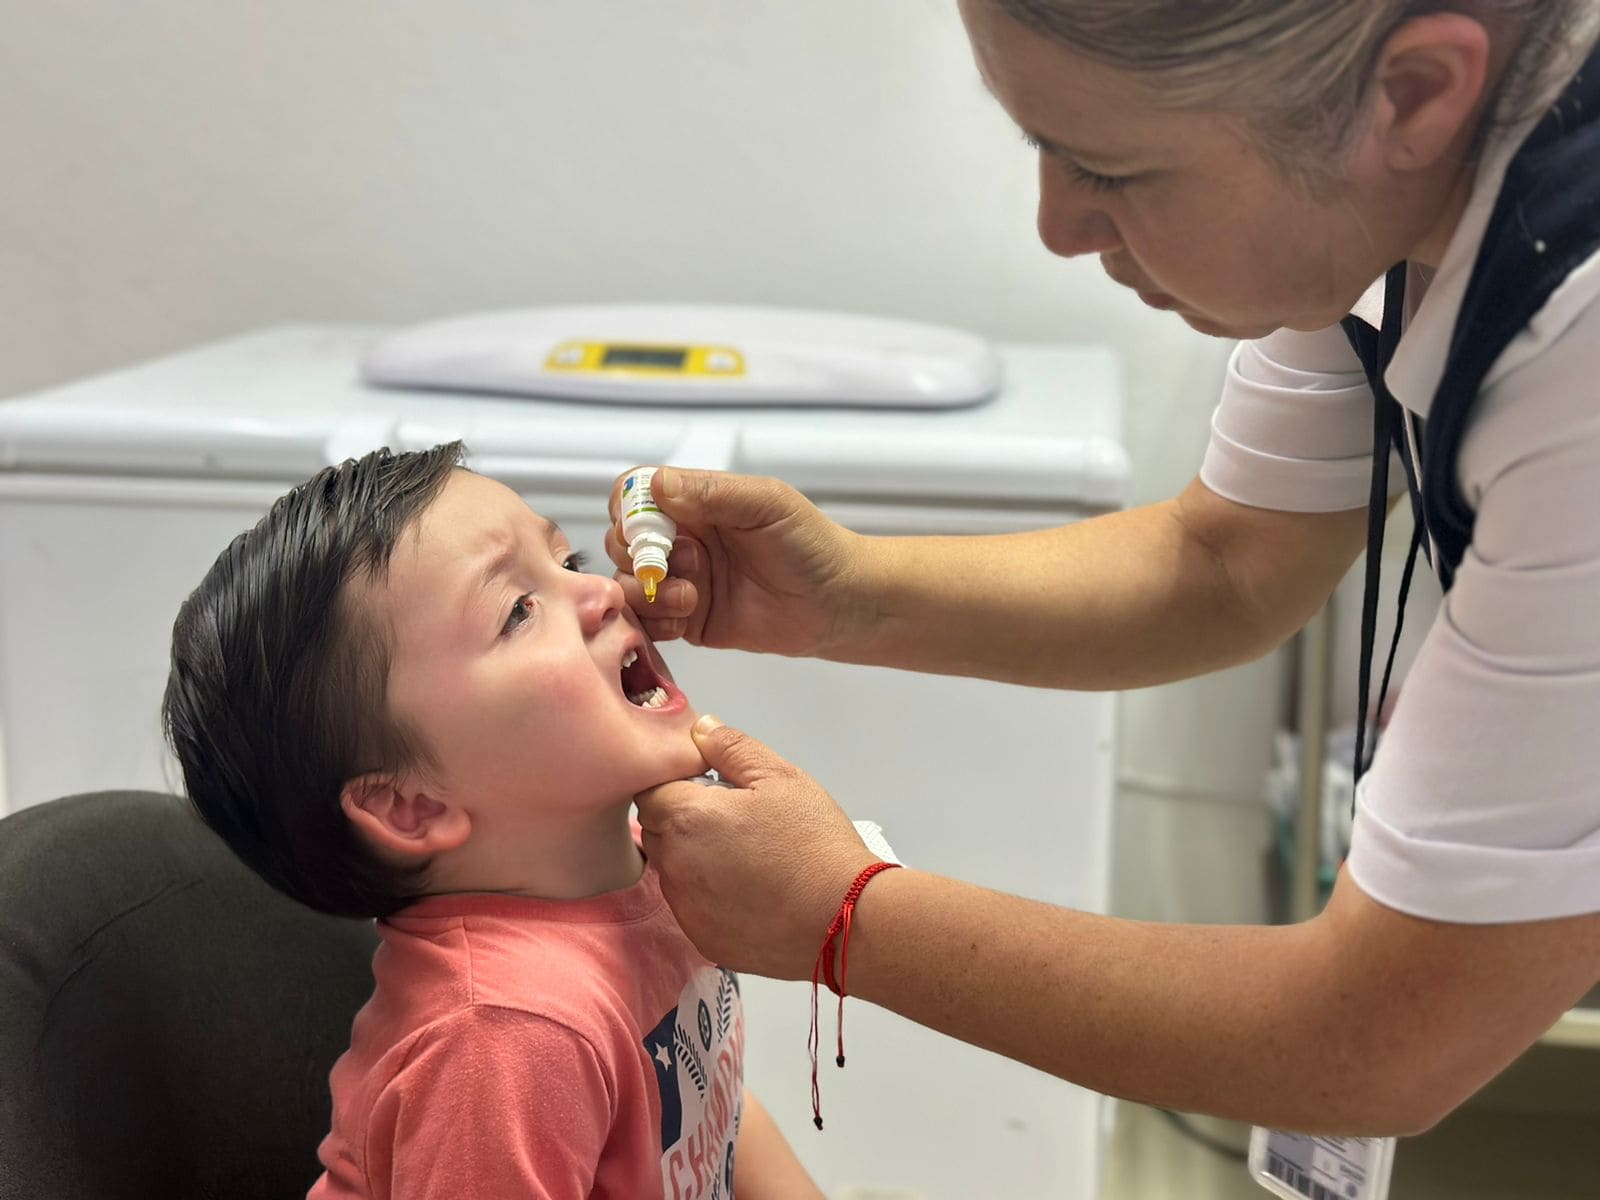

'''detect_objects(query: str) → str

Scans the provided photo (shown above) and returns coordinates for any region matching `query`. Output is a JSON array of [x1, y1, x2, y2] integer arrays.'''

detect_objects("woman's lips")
[[1102, 257, 1179, 312]]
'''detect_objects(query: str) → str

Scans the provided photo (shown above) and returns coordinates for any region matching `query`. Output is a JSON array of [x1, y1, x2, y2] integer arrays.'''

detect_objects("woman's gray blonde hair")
[[994, 1, 1592, 184]]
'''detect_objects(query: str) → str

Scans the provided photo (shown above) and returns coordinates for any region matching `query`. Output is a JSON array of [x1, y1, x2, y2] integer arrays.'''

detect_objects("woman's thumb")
[[690, 715, 777, 786]]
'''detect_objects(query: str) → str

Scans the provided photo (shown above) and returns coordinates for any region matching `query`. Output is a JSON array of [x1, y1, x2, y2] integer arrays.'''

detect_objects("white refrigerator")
[[0, 325, 1126, 1199]]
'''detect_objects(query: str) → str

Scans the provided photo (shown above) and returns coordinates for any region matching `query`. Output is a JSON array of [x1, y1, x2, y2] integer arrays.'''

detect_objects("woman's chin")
[[1179, 310, 1281, 340]]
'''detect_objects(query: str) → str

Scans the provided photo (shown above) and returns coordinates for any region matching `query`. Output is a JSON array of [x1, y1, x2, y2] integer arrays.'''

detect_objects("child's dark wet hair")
[[163, 442, 465, 918]]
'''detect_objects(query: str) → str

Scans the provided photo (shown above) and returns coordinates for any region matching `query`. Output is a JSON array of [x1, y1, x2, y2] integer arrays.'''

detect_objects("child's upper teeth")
[[622, 649, 638, 668]]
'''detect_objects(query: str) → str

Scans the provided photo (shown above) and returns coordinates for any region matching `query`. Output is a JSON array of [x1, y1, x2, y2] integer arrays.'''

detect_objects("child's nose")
[[572, 569, 627, 632]]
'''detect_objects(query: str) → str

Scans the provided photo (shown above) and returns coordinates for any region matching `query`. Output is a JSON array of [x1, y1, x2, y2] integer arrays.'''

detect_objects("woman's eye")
[[563, 550, 589, 573], [1065, 160, 1130, 195], [502, 593, 535, 635], [1022, 132, 1130, 194]]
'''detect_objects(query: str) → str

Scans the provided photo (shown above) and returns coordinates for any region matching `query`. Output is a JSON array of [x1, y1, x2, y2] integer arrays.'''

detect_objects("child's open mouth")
[[620, 648, 670, 709]]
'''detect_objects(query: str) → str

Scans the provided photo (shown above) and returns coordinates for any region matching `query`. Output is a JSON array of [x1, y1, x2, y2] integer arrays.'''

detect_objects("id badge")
[[1248, 1127, 1395, 1200]]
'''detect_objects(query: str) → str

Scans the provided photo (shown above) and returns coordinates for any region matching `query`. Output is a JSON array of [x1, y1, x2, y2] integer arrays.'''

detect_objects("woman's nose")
[[1036, 161, 1123, 259]]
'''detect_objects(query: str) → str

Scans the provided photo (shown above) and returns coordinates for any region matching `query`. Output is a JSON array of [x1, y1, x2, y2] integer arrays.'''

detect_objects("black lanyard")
[[1353, 264, 1426, 787]]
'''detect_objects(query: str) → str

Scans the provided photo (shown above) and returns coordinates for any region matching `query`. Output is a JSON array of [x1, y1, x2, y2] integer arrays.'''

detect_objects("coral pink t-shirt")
[[307, 861, 745, 1200]]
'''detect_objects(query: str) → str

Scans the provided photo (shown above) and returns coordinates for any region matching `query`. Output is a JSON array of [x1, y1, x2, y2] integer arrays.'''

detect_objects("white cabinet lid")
[[0, 326, 1127, 508]]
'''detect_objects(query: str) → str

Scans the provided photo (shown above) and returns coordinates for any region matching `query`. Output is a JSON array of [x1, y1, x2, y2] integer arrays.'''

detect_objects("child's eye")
[[502, 593, 535, 635], [563, 550, 588, 573]]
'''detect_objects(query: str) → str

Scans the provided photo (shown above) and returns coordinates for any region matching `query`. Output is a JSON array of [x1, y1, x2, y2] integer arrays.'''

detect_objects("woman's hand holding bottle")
[[605, 467, 871, 658]]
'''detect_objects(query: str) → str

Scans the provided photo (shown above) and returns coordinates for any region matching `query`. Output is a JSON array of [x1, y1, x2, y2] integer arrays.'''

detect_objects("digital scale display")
[[601, 345, 689, 370], [542, 339, 746, 379]]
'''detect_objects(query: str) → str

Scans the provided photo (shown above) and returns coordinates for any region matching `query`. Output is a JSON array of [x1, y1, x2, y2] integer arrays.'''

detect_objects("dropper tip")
[[643, 579, 658, 603]]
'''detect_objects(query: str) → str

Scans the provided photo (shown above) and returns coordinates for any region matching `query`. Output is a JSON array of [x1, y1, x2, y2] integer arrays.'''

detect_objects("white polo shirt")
[[1199, 35, 1600, 924]]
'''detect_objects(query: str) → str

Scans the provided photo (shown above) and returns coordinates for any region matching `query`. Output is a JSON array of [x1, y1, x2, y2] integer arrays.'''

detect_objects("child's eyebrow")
[[472, 519, 568, 598], [473, 543, 517, 606]]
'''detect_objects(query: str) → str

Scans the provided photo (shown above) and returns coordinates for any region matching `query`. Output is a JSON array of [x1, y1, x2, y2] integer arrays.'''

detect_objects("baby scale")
[[360, 304, 1002, 409]]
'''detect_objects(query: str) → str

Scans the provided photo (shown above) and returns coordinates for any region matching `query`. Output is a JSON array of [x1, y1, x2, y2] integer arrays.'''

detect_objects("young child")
[[163, 442, 820, 1200]]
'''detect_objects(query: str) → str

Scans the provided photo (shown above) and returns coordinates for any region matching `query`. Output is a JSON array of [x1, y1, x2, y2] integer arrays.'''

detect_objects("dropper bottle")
[[620, 467, 676, 603]]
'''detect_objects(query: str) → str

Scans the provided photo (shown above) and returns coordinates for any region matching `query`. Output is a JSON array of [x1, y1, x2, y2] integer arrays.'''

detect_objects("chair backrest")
[[0, 791, 378, 1200]]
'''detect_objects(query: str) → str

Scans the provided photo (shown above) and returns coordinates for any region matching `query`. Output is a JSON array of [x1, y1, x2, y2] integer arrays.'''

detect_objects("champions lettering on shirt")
[[643, 966, 745, 1200]]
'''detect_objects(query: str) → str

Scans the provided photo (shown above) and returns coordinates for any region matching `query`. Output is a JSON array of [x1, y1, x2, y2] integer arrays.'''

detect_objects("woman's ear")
[[340, 772, 471, 859], [1369, 13, 1494, 173]]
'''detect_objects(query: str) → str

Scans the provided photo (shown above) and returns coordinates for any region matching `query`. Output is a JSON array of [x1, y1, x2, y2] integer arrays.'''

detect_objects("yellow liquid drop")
[[637, 565, 665, 603]]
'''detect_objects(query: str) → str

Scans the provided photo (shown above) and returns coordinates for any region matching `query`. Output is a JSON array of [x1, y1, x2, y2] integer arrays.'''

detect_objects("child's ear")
[[340, 773, 471, 859]]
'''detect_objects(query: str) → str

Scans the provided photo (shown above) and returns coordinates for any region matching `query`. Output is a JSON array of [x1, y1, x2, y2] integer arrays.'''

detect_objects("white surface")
[[361, 305, 1002, 408], [0, 327, 1125, 512], [0, 329, 1121, 1200]]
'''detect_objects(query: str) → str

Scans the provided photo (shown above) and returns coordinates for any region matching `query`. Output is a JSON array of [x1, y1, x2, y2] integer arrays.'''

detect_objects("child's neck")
[[438, 801, 645, 901]]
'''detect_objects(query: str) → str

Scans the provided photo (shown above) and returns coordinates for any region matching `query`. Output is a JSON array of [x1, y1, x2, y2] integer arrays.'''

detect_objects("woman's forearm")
[[838, 867, 1593, 1135], [825, 481, 1367, 690], [842, 869, 1364, 1129]]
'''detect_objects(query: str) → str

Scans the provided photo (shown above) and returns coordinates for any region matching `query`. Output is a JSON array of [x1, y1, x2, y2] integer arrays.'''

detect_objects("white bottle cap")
[[629, 531, 673, 576]]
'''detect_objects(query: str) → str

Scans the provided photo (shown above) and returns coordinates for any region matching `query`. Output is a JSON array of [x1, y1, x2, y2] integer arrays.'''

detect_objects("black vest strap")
[[1423, 49, 1600, 591], [1339, 41, 1600, 784]]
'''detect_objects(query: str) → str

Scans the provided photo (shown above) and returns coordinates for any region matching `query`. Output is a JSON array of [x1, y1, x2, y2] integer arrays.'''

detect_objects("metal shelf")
[[1541, 990, 1600, 1049]]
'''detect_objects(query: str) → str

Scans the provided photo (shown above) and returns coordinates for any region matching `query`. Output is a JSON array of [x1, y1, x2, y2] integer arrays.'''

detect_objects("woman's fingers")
[[636, 720, 878, 978]]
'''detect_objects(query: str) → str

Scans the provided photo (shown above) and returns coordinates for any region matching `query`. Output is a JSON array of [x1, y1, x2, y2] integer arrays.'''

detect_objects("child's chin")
[[673, 744, 711, 782], [681, 708, 710, 775], [629, 710, 708, 786], [654, 741, 710, 787]]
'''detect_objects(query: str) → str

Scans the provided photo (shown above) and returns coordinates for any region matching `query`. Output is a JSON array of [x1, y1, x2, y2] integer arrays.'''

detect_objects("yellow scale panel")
[[543, 342, 747, 378]]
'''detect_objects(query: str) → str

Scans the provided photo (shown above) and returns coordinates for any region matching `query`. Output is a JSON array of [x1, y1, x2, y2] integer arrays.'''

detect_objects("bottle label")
[[622, 469, 662, 519]]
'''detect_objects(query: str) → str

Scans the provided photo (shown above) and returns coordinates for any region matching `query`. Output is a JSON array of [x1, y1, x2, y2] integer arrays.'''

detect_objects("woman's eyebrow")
[[974, 73, 1139, 166], [1029, 130, 1136, 167]]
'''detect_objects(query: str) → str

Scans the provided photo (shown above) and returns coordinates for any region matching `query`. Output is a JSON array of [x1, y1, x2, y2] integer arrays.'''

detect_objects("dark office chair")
[[0, 791, 378, 1200]]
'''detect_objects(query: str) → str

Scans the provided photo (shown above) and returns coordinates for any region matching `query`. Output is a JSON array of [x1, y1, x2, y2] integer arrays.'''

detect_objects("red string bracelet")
[[808, 859, 901, 1130]]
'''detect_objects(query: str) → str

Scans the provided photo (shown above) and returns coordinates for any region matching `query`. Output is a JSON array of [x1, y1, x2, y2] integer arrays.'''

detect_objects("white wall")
[[1, 3, 1271, 910]]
